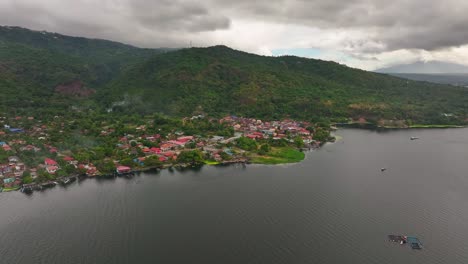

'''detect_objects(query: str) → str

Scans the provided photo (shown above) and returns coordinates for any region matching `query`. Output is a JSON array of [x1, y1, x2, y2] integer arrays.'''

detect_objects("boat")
[[406, 236, 423, 250], [381, 168, 387, 172], [61, 178, 75, 185], [410, 137, 419, 140], [388, 235, 407, 244], [21, 186, 33, 194], [41, 181, 58, 189]]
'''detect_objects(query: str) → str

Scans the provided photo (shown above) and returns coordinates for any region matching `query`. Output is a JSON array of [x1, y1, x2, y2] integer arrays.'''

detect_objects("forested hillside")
[[102, 46, 468, 125], [1, 26, 468, 125], [0, 26, 167, 114]]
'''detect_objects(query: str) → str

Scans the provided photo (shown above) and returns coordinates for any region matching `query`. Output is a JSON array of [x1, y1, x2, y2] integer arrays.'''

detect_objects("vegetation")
[[251, 147, 305, 165], [177, 150, 204, 164], [0, 26, 169, 115], [1, 26, 468, 127], [103, 45, 468, 126]]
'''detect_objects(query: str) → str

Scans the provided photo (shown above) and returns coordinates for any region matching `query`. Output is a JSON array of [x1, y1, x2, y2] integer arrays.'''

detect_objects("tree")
[[236, 137, 257, 151], [97, 160, 116, 174], [119, 158, 134, 167], [64, 164, 77, 174], [258, 144, 271, 155], [294, 136, 304, 148], [186, 141, 197, 149], [22, 170, 33, 184], [144, 155, 162, 167], [313, 128, 331, 142], [177, 150, 204, 164]]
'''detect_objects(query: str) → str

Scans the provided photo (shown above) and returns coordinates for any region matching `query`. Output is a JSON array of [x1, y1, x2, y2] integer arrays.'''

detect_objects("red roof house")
[[2, 144, 12, 151], [46, 166, 59, 174], [45, 158, 58, 166], [116, 166, 131, 174], [150, 147, 161, 154], [63, 156, 74, 162]]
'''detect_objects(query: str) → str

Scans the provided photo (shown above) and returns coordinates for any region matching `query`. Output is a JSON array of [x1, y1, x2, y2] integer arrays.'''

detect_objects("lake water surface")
[[1, 128, 468, 264]]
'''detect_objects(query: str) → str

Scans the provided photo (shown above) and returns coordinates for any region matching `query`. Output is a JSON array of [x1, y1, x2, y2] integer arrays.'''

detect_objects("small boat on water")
[[388, 235, 406, 244], [388, 235, 422, 250], [381, 168, 387, 172], [61, 177, 76, 185], [406, 236, 423, 250], [41, 181, 58, 189], [410, 137, 419, 140]]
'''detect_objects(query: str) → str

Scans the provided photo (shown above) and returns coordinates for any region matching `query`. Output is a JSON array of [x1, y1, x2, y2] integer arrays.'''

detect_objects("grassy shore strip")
[[250, 147, 305, 165], [2, 187, 20, 192], [409, 124, 465, 128], [204, 160, 221, 165]]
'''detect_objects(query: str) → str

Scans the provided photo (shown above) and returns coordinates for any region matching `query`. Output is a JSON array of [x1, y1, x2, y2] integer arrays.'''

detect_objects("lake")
[[1, 128, 468, 264]]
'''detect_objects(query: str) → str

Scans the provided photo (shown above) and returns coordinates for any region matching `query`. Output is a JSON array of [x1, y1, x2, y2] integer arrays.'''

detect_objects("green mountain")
[[102, 46, 468, 125], [2, 26, 468, 125], [0, 26, 168, 113]]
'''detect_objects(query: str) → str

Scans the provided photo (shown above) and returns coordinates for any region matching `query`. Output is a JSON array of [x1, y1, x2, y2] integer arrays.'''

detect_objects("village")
[[0, 114, 329, 193]]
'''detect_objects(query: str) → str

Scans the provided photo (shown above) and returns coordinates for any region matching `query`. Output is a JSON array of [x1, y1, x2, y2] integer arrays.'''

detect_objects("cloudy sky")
[[1, 0, 468, 70]]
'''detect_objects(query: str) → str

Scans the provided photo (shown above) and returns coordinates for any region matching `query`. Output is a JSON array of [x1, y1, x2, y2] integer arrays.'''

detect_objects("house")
[[8, 156, 20, 163], [177, 136, 194, 143], [62, 156, 77, 165], [30, 168, 37, 178], [142, 147, 151, 154], [167, 140, 186, 147], [209, 136, 224, 143], [78, 164, 98, 176], [133, 157, 146, 166], [20, 145, 41, 152], [46, 166, 59, 174], [2, 144, 12, 151], [9, 128, 24, 133], [63, 156, 74, 162], [150, 147, 161, 154], [116, 166, 131, 174], [86, 165, 98, 176], [45, 158, 58, 166], [163, 151, 175, 158], [0, 164, 11, 175], [49, 147, 58, 153], [15, 163, 25, 171], [160, 143, 174, 152], [213, 153, 222, 162]]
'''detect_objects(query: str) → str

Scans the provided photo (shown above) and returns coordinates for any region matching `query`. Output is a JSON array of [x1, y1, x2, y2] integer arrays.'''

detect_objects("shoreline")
[[4, 148, 316, 195], [335, 122, 465, 129]]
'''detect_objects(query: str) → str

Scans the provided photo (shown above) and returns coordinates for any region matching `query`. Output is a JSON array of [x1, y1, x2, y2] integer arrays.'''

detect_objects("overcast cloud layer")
[[1, 0, 468, 70]]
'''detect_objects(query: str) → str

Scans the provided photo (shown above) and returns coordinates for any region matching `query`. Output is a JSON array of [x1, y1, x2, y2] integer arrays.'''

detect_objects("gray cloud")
[[210, 0, 468, 52], [0, 0, 468, 53], [129, 0, 230, 32]]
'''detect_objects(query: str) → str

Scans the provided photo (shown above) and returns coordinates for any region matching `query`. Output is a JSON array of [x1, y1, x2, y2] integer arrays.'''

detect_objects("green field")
[[1, 187, 20, 192], [250, 147, 305, 165]]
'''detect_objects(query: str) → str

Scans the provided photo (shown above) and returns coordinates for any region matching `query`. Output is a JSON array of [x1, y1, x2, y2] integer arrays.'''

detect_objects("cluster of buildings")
[[117, 134, 190, 162], [0, 156, 26, 190], [220, 116, 315, 144], [1, 114, 321, 192]]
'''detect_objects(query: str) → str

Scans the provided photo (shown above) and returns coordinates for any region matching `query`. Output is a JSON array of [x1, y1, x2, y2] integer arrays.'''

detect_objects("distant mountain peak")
[[376, 60, 468, 74]]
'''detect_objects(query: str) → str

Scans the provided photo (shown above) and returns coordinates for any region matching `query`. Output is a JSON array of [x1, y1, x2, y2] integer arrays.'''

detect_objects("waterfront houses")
[[0, 113, 327, 192]]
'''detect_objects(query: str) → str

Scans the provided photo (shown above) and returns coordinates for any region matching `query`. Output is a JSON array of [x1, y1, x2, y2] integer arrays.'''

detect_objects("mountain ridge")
[[101, 45, 468, 124], [1, 26, 468, 125]]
